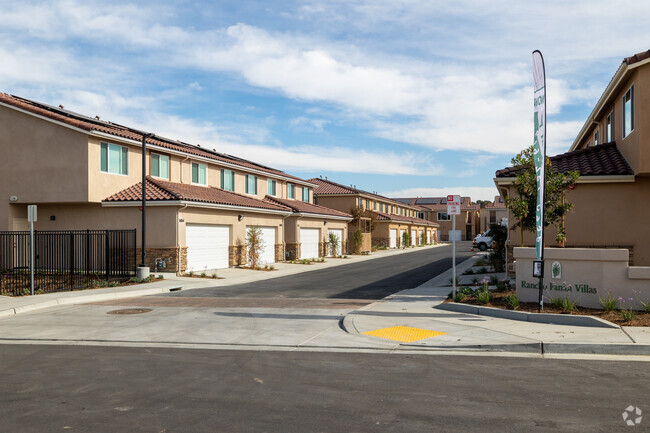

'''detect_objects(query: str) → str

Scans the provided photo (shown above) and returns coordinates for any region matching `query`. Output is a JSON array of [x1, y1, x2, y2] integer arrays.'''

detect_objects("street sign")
[[28, 205, 37, 222], [446, 195, 461, 215]]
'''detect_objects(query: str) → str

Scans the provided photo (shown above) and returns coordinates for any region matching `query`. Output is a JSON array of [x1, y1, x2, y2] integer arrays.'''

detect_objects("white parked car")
[[473, 230, 493, 251]]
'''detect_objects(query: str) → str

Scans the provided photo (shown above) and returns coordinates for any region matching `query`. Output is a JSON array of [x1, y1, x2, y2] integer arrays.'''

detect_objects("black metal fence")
[[0, 229, 136, 295]]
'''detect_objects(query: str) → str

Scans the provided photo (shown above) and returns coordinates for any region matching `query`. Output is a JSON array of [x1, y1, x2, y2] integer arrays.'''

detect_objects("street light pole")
[[140, 133, 153, 269]]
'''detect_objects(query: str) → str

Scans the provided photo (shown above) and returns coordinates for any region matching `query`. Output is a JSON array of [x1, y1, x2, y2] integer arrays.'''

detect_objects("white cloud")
[[384, 186, 500, 202]]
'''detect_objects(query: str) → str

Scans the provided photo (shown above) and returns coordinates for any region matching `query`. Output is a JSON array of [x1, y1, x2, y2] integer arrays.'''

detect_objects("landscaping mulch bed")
[[448, 289, 650, 327]]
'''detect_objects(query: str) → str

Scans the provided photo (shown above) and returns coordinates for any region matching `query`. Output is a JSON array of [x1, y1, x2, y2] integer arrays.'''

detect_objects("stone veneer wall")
[[274, 244, 284, 262], [318, 242, 327, 257], [135, 247, 186, 273], [285, 243, 300, 261], [229, 245, 246, 267], [372, 237, 389, 249]]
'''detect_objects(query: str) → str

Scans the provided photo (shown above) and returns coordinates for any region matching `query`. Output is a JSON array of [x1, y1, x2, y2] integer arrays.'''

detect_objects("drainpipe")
[[139, 133, 154, 274], [180, 155, 189, 183]]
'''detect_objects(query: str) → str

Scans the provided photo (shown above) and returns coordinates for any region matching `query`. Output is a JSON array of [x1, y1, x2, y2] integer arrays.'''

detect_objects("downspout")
[[177, 203, 188, 275], [281, 212, 291, 261], [180, 155, 189, 183]]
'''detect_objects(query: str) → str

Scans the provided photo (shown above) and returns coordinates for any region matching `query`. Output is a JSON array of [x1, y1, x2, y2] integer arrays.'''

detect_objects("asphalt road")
[[167, 243, 473, 299], [0, 344, 646, 433]]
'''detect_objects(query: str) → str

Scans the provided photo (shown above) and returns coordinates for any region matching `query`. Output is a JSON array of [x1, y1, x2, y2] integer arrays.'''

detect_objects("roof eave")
[[102, 199, 292, 215]]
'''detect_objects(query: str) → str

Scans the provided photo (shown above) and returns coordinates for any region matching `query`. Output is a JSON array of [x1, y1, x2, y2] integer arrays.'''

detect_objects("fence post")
[[85, 229, 90, 279], [69, 232, 74, 288], [105, 230, 110, 281]]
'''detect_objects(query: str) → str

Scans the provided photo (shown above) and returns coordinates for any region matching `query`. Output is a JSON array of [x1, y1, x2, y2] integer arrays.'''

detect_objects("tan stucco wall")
[[0, 105, 90, 225], [315, 196, 358, 214], [515, 247, 650, 309], [502, 176, 650, 265]]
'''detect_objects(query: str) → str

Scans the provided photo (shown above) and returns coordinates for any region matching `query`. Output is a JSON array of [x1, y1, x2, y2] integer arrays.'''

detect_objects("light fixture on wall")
[[50, 216, 55, 221], [324, 221, 327, 225], [238, 215, 244, 221]]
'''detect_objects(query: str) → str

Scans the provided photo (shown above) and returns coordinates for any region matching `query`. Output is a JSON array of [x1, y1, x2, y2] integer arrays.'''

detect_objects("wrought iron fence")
[[0, 229, 136, 295]]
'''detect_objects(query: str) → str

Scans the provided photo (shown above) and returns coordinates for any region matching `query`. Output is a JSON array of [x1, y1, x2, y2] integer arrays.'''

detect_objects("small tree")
[[487, 223, 508, 272], [420, 231, 427, 245], [351, 229, 363, 253], [401, 231, 410, 249], [246, 226, 265, 269], [505, 145, 579, 246], [328, 232, 340, 257]]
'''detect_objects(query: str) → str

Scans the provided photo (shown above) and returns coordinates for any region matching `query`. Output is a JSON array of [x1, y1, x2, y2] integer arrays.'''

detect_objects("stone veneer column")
[[285, 243, 300, 260], [274, 244, 284, 262]]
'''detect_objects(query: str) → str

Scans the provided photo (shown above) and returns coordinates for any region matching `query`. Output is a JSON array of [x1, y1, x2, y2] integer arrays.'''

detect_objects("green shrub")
[[247, 226, 265, 269], [129, 277, 140, 283], [561, 297, 577, 312], [211, 273, 217, 279], [464, 269, 474, 275], [620, 309, 636, 322], [489, 275, 499, 285], [454, 292, 466, 302], [598, 294, 619, 311], [188, 271, 194, 277], [157, 275, 164, 280], [476, 289, 491, 305], [269, 265, 275, 270], [328, 232, 341, 257], [471, 276, 479, 286], [109, 280, 119, 287], [495, 281, 507, 291], [639, 299, 650, 313], [504, 295, 519, 310], [547, 296, 563, 309], [459, 286, 475, 296], [201, 272, 207, 277], [479, 267, 488, 274]]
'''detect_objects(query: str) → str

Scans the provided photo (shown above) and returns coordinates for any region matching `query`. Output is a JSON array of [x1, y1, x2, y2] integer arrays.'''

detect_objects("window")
[[366, 199, 370, 209], [490, 211, 496, 223], [623, 85, 634, 138], [418, 212, 424, 219], [606, 111, 614, 142], [150, 153, 169, 179], [221, 169, 235, 191], [302, 187, 310, 202], [246, 175, 257, 194], [287, 183, 295, 199], [191, 162, 207, 185], [585, 141, 591, 148], [373, 201, 377, 211], [100, 142, 128, 175], [594, 130, 599, 146], [358, 197, 362, 208], [437, 212, 451, 221], [267, 179, 277, 196]]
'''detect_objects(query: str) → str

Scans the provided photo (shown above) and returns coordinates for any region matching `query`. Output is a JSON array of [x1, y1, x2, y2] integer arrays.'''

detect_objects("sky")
[[2, 1, 650, 201]]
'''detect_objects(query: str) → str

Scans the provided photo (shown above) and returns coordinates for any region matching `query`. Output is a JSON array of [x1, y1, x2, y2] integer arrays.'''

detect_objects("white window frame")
[[267, 179, 277, 196], [151, 153, 170, 180], [303, 187, 310, 203], [287, 183, 295, 199], [246, 175, 258, 195], [437, 212, 451, 221], [191, 162, 207, 186], [606, 110, 614, 143], [221, 169, 235, 192], [594, 130, 599, 146], [100, 142, 128, 176], [623, 85, 634, 138]]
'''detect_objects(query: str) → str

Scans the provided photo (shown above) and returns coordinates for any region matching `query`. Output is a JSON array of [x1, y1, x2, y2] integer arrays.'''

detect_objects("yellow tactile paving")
[[362, 325, 447, 343]]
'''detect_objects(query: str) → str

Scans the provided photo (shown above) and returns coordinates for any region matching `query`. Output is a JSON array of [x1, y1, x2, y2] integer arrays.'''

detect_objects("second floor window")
[[437, 212, 451, 221], [287, 183, 295, 199], [151, 153, 169, 179], [303, 187, 310, 202], [267, 179, 277, 196], [221, 169, 235, 191], [594, 130, 599, 146], [606, 111, 614, 142], [623, 85, 634, 138], [358, 197, 362, 208], [246, 175, 257, 194], [191, 162, 207, 185], [100, 142, 128, 175], [373, 201, 377, 211]]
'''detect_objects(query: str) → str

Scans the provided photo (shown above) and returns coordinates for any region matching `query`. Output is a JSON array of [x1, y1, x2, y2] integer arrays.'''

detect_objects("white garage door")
[[418, 231, 423, 244], [327, 229, 343, 256], [256, 227, 276, 265], [411, 229, 417, 246], [427, 231, 432, 244], [389, 229, 397, 248], [186, 224, 230, 271], [400, 229, 406, 247], [300, 228, 320, 259], [448, 230, 462, 241]]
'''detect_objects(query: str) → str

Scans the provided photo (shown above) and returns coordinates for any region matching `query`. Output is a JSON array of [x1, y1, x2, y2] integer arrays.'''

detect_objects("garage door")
[[400, 229, 406, 247], [389, 229, 397, 248], [300, 228, 320, 259], [418, 231, 423, 245], [427, 230, 432, 244], [327, 229, 343, 256], [186, 224, 230, 271], [256, 227, 276, 265], [411, 229, 417, 246]]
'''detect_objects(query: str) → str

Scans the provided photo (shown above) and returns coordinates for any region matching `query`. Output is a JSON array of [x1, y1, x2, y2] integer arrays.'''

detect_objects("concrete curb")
[[542, 343, 650, 355], [0, 286, 183, 318], [435, 302, 620, 329]]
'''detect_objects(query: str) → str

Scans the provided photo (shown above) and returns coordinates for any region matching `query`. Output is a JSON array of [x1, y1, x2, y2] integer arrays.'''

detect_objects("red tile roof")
[[104, 177, 291, 212], [0, 93, 310, 184], [625, 49, 650, 65], [264, 196, 352, 218], [308, 178, 418, 209], [485, 196, 505, 209], [392, 197, 479, 212], [495, 142, 634, 178], [372, 210, 439, 227]]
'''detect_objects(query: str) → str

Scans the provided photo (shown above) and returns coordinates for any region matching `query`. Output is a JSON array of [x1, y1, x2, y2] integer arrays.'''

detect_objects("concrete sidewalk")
[[0, 243, 450, 318], [342, 253, 650, 356]]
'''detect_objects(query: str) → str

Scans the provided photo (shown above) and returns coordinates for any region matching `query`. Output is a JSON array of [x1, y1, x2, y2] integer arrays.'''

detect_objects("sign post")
[[447, 195, 461, 300], [28, 205, 37, 296], [532, 50, 547, 312]]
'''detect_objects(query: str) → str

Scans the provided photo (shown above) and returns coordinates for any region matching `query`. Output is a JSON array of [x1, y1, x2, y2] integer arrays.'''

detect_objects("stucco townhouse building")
[[308, 178, 438, 252], [0, 93, 351, 274], [479, 196, 508, 233], [393, 197, 480, 241], [495, 49, 650, 265]]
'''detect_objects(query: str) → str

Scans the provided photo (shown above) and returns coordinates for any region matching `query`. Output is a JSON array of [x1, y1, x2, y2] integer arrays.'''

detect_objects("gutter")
[[494, 174, 635, 186], [102, 200, 293, 216]]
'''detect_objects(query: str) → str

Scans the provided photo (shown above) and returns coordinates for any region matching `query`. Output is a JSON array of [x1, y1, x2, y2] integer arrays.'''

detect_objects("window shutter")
[[221, 169, 224, 189]]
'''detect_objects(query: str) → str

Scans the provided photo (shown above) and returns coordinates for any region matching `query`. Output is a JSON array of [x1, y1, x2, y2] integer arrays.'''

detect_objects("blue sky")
[[2, 1, 650, 201]]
